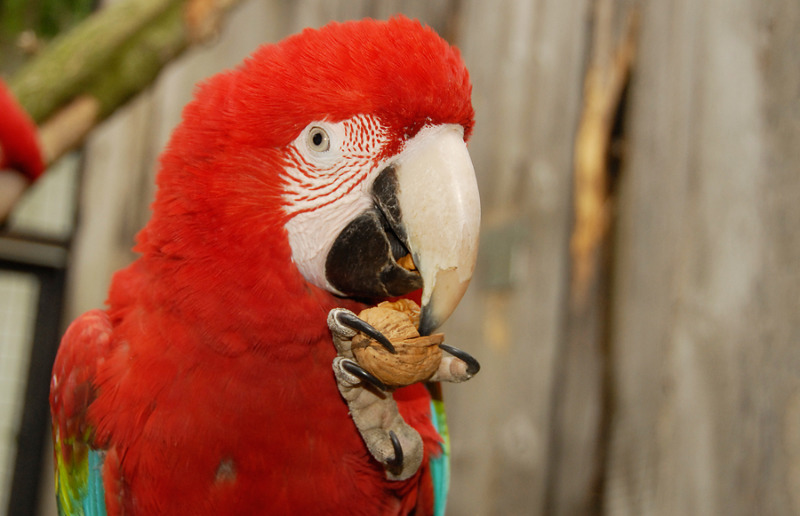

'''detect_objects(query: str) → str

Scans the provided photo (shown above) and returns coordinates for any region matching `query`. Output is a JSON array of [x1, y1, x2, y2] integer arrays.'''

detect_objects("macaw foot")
[[331, 355, 424, 480], [327, 307, 480, 481], [430, 343, 481, 382]]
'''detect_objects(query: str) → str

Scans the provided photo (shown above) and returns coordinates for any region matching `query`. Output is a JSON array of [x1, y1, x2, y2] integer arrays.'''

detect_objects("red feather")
[[52, 16, 473, 515], [0, 79, 43, 180]]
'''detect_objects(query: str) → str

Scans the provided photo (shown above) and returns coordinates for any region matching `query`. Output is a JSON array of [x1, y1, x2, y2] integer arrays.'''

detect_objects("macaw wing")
[[50, 309, 112, 516]]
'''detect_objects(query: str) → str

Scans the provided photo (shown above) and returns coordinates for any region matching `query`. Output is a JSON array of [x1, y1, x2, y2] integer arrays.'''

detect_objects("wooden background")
[[33, 0, 800, 514]]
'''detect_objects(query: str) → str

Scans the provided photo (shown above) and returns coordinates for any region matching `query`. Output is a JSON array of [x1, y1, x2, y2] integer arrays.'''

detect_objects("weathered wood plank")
[[445, 0, 589, 514], [605, 0, 800, 514], [543, 2, 638, 514]]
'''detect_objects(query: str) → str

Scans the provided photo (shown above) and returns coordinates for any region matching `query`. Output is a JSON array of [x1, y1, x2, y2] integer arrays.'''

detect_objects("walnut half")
[[350, 300, 443, 388]]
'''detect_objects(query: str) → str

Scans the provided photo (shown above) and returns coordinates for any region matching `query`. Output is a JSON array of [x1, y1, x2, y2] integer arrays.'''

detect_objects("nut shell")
[[376, 298, 421, 328], [351, 302, 443, 387]]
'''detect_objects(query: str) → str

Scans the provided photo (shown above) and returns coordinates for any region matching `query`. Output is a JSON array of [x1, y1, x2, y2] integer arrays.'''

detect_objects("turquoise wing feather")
[[428, 397, 450, 516]]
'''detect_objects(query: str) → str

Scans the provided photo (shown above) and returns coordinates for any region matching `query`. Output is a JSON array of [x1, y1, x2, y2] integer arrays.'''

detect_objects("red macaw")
[[50, 16, 480, 516]]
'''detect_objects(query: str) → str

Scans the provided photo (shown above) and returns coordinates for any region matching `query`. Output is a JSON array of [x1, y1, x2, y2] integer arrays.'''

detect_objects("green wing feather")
[[54, 428, 107, 516]]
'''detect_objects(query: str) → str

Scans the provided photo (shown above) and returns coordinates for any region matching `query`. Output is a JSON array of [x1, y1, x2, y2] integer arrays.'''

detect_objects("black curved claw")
[[439, 344, 481, 375], [341, 359, 388, 391], [387, 430, 404, 469], [336, 311, 396, 354]]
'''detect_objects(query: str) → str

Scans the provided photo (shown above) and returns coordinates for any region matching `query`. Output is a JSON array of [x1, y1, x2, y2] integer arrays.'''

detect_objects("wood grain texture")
[[605, 0, 800, 514], [444, 1, 590, 515]]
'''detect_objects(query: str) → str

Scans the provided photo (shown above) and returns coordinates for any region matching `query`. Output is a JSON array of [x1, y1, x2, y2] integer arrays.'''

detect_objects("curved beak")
[[324, 124, 480, 335], [393, 125, 481, 335]]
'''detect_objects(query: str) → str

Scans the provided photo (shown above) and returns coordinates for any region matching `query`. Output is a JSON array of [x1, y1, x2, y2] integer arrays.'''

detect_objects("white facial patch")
[[282, 115, 390, 293]]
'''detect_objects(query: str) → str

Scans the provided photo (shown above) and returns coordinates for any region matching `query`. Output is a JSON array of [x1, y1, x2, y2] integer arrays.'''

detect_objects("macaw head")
[[145, 17, 479, 335]]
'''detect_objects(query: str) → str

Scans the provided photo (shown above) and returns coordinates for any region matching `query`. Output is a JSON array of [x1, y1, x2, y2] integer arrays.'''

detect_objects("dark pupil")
[[312, 132, 323, 146]]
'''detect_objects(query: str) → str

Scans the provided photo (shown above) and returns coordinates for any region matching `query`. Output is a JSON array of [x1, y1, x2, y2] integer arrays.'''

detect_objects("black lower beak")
[[325, 167, 422, 299]]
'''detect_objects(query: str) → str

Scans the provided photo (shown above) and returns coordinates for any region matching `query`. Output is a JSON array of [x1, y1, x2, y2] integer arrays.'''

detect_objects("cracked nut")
[[351, 300, 443, 387]]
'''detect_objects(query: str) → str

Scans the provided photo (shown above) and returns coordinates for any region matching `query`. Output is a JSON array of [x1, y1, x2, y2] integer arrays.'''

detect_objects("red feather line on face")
[[282, 115, 388, 218]]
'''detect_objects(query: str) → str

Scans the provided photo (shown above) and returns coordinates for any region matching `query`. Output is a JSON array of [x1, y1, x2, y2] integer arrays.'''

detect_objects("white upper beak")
[[394, 124, 481, 335]]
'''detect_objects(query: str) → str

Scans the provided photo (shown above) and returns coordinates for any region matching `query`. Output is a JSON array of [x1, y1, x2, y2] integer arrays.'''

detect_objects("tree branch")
[[9, 0, 243, 166]]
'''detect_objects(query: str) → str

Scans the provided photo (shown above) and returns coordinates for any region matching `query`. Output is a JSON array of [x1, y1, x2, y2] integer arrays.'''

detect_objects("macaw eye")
[[307, 126, 331, 152]]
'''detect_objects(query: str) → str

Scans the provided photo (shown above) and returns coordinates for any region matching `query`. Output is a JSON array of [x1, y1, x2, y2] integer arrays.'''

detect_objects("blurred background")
[[0, 0, 798, 515]]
